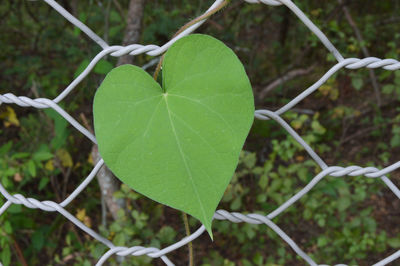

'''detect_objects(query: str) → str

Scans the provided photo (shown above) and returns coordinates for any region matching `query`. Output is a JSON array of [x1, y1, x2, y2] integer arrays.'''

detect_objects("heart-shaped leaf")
[[93, 34, 254, 237]]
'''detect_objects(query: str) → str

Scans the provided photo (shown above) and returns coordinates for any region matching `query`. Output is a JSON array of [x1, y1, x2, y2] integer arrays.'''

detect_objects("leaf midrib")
[[163, 95, 209, 227]]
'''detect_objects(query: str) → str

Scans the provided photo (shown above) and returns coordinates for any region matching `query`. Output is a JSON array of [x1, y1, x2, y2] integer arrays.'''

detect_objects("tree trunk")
[[117, 0, 145, 66]]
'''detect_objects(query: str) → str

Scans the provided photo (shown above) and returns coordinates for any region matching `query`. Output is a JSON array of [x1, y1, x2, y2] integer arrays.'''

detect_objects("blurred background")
[[0, 0, 399, 265]]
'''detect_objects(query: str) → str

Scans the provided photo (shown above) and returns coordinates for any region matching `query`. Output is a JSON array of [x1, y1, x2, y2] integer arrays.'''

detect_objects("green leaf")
[[317, 236, 328, 247], [74, 59, 114, 78], [157, 226, 177, 243], [391, 126, 400, 148], [311, 120, 326, 135], [39, 177, 50, 191], [382, 84, 395, 94], [113, 233, 125, 246], [351, 76, 363, 90], [27, 160, 37, 177], [4, 221, 12, 234], [230, 197, 242, 210], [7, 204, 21, 214], [258, 175, 268, 190], [93, 34, 254, 238], [388, 237, 400, 248], [32, 228, 45, 251], [12, 152, 30, 159], [1, 245, 11, 266], [33, 151, 54, 162], [0, 141, 12, 156], [93, 60, 114, 75]]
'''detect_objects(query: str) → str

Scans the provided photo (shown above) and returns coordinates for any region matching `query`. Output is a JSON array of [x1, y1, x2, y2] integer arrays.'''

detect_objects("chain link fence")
[[1, 0, 400, 265]]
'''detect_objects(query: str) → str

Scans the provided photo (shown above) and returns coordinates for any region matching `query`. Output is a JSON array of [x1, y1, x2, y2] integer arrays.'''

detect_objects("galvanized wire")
[[0, 0, 399, 265]]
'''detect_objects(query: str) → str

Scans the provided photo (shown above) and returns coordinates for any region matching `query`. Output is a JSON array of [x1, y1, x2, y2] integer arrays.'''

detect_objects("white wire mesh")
[[0, 0, 399, 265]]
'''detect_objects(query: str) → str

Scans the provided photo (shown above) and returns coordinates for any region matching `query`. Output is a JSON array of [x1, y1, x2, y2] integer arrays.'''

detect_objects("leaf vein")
[[164, 97, 209, 227]]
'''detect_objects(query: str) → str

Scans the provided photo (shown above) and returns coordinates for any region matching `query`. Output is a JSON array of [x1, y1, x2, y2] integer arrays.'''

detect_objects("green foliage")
[[212, 126, 393, 264], [93, 35, 255, 237]]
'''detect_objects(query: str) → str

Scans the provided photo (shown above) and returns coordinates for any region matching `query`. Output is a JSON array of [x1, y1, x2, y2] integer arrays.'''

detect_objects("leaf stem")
[[153, 0, 230, 81], [183, 213, 194, 266]]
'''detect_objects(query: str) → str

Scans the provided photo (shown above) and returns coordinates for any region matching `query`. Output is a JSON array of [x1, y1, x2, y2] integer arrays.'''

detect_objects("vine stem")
[[153, 0, 230, 81], [183, 213, 194, 266]]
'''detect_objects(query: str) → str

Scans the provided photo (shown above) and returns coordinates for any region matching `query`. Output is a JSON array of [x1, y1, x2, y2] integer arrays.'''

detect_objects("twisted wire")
[[1, 0, 399, 265]]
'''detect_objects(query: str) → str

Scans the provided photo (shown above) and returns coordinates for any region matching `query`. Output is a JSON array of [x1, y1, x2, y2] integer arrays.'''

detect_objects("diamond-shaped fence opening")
[[1, 0, 400, 265]]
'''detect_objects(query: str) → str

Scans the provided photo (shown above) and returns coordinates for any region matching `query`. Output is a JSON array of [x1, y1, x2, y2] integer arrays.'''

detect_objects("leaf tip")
[[203, 219, 214, 241], [206, 227, 214, 241]]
